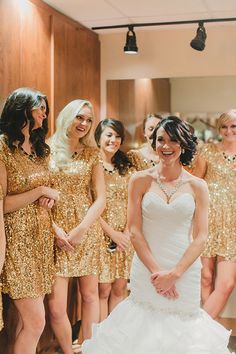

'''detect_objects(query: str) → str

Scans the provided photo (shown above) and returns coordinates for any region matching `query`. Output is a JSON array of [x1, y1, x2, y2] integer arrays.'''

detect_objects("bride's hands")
[[151, 269, 179, 299]]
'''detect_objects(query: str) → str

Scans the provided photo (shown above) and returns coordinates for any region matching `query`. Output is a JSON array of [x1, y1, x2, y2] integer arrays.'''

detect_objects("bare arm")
[[99, 218, 130, 251], [67, 162, 106, 245], [128, 174, 160, 274], [0, 199, 6, 273], [0, 161, 59, 213], [152, 179, 209, 291], [192, 155, 207, 178]]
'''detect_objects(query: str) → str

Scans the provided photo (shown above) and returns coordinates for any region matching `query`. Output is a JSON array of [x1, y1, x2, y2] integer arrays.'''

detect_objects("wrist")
[[171, 267, 182, 279]]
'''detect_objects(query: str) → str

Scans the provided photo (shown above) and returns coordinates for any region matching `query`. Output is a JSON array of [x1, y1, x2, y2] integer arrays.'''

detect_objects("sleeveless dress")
[[83, 192, 230, 354]]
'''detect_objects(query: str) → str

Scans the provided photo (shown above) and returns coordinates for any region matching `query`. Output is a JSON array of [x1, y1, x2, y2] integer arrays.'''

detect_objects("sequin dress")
[[127, 150, 157, 171], [0, 136, 55, 299], [50, 146, 103, 277], [199, 142, 236, 260], [0, 184, 4, 330], [100, 168, 135, 283]]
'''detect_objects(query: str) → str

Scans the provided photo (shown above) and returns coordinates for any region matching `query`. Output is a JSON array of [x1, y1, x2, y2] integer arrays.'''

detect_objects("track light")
[[124, 26, 138, 54], [190, 21, 207, 51]]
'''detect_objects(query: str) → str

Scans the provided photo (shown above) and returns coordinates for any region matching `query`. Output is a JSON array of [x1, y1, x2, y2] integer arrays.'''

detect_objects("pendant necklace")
[[222, 151, 236, 163], [157, 172, 184, 204]]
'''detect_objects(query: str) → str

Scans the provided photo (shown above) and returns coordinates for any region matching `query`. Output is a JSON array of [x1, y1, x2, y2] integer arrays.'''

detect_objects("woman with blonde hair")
[[194, 109, 236, 319], [44, 99, 106, 354]]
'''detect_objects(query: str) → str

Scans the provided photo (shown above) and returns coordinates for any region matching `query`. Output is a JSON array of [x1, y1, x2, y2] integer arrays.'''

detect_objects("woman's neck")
[[158, 162, 183, 182], [140, 143, 158, 161], [100, 150, 114, 165], [69, 137, 83, 153], [221, 140, 236, 154]]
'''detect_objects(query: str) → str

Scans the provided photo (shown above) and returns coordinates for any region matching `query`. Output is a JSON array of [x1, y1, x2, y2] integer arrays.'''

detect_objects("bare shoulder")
[[183, 171, 208, 195], [129, 167, 155, 192]]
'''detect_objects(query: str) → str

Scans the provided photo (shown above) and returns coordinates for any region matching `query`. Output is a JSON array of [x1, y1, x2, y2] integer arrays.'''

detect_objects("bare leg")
[[13, 297, 45, 354], [201, 256, 216, 305], [99, 283, 112, 321], [109, 278, 127, 313], [79, 275, 99, 340], [203, 257, 236, 319], [48, 277, 73, 354]]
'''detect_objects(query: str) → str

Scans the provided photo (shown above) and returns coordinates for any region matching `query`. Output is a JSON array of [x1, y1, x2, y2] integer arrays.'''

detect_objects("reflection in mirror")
[[106, 76, 236, 149]]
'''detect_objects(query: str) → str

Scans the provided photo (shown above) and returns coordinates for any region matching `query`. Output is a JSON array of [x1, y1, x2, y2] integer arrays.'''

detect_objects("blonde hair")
[[49, 99, 96, 169], [216, 109, 236, 133]]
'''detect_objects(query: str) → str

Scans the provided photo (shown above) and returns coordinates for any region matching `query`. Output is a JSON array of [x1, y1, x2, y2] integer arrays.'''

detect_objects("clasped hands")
[[52, 222, 85, 252], [151, 269, 179, 300]]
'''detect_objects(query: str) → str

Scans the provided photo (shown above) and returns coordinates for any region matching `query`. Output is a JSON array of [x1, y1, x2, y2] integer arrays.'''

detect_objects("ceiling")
[[42, 0, 236, 33]]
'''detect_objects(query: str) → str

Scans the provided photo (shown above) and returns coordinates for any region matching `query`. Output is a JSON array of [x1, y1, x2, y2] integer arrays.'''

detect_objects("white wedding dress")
[[82, 192, 231, 354]]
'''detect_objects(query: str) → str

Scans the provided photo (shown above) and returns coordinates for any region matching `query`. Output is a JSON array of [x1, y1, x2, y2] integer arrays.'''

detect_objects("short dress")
[[199, 142, 236, 260], [99, 167, 135, 283], [50, 146, 104, 277], [0, 136, 55, 299], [127, 150, 157, 171], [0, 184, 4, 330]]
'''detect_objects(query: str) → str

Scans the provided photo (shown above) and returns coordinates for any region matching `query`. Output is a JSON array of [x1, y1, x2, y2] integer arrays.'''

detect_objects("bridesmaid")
[[0, 87, 59, 354], [194, 109, 236, 319], [128, 113, 162, 170], [0, 183, 6, 332], [46, 99, 106, 354], [95, 118, 135, 321]]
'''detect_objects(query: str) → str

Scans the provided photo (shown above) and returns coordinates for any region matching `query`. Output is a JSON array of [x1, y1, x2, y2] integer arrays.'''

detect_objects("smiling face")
[[31, 99, 47, 129], [219, 118, 236, 143], [144, 116, 161, 142], [99, 126, 122, 156], [68, 105, 93, 140], [155, 127, 181, 165]]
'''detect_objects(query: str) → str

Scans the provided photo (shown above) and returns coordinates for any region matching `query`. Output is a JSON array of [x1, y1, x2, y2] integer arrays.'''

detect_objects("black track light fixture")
[[124, 26, 138, 54], [190, 21, 207, 51]]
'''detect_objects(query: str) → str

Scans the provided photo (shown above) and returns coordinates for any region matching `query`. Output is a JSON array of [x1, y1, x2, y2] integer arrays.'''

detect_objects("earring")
[[181, 148, 185, 154]]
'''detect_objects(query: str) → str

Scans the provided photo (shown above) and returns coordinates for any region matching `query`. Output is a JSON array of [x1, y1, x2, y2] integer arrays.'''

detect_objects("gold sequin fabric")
[[199, 143, 236, 260], [50, 146, 103, 277], [0, 184, 3, 330], [0, 136, 55, 299], [99, 168, 135, 283], [127, 150, 157, 171]]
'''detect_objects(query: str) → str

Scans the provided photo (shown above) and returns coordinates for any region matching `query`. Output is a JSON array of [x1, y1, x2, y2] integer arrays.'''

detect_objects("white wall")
[[100, 24, 236, 118]]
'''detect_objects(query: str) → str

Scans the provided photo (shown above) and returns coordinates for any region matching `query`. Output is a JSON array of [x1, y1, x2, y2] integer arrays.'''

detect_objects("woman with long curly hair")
[[0, 87, 59, 354]]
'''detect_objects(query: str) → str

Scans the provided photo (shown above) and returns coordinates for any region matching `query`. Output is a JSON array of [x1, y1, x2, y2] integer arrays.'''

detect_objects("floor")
[[49, 336, 236, 354]]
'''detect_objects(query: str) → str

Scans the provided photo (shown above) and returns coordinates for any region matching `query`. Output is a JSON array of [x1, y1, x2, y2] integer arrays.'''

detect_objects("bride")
[[82, 116, 231, 354]]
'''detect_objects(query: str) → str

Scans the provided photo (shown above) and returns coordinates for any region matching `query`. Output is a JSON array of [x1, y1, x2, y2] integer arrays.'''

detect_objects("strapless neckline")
[[144, 191, 195, 206]]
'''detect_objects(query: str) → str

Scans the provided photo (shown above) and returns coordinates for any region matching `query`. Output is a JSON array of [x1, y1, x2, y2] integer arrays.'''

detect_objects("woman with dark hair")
[[0, 87, 60, 353], [83, 116, 230, 354], [127, 113, 162, 170], [194, 109, 236, 319], [94, 118, 135, 321], [0, 183, 6, 332]]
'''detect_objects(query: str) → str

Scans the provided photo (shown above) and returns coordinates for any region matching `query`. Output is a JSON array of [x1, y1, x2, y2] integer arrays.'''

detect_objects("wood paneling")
[[0, 0, 100, 352], [106, 78, 170, 149], [0, 0, 100, 130]]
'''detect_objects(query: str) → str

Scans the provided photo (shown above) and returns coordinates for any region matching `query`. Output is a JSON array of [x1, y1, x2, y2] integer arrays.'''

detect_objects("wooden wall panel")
[[53, 18, 100, 125]]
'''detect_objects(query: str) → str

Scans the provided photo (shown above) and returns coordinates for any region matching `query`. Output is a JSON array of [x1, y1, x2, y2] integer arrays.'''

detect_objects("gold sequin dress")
[[50, 146, 103, 277], [99, 168, 135, 283], [0, 184, 4, 330], [127, 150, 157, 171], [0, 136, 55, 299], [199, 142, 236, 260]]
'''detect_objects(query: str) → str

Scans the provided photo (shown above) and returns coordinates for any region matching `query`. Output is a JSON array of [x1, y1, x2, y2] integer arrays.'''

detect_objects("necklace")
[[157, 172, 184, 204], [102, 162, 116, 175], [71, 147, 85, 159], [222, 151, 236, 163], [19, 146, 36, 160]]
